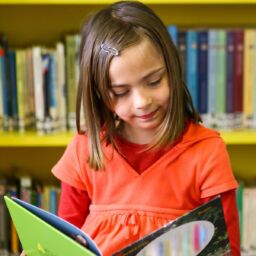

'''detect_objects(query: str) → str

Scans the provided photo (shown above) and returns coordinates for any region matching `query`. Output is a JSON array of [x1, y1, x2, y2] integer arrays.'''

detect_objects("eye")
[[148, 78, 162, 87], [112, 90, 129, 98]]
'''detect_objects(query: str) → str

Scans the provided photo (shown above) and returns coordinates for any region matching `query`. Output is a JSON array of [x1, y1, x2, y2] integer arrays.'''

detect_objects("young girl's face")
[[109, 37, 170, 144]]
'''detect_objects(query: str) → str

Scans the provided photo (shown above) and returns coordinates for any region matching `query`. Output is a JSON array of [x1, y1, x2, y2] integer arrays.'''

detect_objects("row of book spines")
[[0, 34, 80, 134], [1, 27, 256, 133], [168, 26, 256, 130], [1, 178, 60, 213], [0, 177, 60, 255]]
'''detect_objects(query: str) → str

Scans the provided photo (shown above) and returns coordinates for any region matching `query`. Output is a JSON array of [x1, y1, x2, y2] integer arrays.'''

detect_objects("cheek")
[[112, 101, 130, 118], [160, 83, 170, 106], [107, 92, 119, 112]]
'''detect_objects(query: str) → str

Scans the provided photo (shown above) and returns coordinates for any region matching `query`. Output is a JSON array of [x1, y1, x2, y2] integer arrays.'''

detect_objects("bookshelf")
[[1, 1, 256, 255], [1, 1, 256, 180]]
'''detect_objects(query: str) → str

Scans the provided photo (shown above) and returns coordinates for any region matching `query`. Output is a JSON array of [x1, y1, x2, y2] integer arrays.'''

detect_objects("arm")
[[202, 189, 241, 256], [58, 181, 91, 228]]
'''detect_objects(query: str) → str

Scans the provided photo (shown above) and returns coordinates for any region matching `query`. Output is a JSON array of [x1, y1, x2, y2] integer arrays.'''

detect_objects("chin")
[[137, 122, 161, 130]]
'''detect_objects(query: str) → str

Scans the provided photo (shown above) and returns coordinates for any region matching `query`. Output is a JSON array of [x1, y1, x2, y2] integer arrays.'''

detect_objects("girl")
[[50, 1, 240, 255]]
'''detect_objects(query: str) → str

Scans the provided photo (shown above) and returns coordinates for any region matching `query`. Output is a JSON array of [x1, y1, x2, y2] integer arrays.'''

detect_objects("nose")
[[133, 88, 152, 109]]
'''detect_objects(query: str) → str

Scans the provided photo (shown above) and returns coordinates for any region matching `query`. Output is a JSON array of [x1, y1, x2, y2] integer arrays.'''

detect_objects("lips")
[[136, 109, 158, 120]]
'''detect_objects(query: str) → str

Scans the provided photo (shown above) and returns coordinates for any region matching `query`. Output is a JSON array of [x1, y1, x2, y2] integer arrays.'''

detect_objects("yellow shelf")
[[2, 1, 256, 48], [1, 0, 256, 4], [0, 132, 74, 147], [220, 130, 256, 145], [1, 130, 256, 147]]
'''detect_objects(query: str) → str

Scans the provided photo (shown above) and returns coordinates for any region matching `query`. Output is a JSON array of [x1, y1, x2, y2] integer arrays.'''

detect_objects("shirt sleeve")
[[52, 134, 88, 190], [58, 182, 90, 228], [199, 138, 238, 198], [202, 189, 241, 256]]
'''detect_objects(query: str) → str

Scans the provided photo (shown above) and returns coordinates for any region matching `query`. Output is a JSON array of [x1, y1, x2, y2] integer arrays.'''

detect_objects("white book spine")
[[207, 29, 218, 129], [56, 42, 67, 132], [32, 47, 44, 135]]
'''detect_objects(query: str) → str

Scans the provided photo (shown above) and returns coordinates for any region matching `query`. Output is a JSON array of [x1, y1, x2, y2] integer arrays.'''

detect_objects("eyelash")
[[112, 77, 162, 98], [148, 78, 162, 86], [112, 91, 129, 98]]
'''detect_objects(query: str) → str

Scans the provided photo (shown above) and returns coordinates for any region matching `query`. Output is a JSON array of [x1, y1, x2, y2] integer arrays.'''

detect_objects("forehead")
[[109, 38, 165, 85]]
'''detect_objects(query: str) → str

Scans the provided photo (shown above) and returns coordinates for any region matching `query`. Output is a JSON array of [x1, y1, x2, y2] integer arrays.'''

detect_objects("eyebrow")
[[111, 66, 166, 88]]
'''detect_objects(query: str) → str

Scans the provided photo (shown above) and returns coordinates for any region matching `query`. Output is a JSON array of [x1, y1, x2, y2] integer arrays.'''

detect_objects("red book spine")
[[233, 30, 244, 113]]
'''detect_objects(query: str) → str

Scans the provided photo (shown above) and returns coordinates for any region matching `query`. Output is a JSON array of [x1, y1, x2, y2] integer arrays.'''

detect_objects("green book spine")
[[216, 30, 227, 129]]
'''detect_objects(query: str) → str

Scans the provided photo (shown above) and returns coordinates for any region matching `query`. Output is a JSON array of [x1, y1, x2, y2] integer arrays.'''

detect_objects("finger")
[[75, 235, 87, 247]]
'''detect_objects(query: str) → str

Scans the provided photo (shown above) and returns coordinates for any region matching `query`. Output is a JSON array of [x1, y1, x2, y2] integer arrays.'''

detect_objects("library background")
[[0, 0, 256, 255]]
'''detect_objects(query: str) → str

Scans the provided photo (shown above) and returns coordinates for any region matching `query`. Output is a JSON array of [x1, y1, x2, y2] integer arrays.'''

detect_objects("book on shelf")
[[243, 29, 255, 129], [186, 29, 199, 112], [233, 29, 244, 129], [4, 196, 231, 256], [207, 29, 218, 128], [198, 30, 209, 126], [216, 29, 227, 130], [177, 29, 187, 80], [226, 30, 235, 130], [65, 34, 80, 132], [0, 43, 3, 132]]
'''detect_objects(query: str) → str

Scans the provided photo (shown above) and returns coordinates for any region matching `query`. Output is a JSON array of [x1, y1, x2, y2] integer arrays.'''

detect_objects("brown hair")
[[76, 1, 201, 170]]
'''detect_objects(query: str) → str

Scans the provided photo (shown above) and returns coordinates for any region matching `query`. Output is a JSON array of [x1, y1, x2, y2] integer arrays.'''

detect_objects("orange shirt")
[[52, 122, 239, 255]]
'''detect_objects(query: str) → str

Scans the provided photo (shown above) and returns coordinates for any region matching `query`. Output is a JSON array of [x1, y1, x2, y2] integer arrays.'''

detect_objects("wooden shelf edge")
[[0, 132, 74, 147], [1, 0, 256, 4], [1, 130, 256, 146], [220, 130, 256, 145]]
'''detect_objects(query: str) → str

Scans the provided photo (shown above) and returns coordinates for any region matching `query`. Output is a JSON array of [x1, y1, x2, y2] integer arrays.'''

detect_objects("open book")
[[4, 196, 231, 256]]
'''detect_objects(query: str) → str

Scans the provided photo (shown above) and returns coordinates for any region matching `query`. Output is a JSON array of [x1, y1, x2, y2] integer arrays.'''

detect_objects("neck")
[[118, 124, 157, 145]]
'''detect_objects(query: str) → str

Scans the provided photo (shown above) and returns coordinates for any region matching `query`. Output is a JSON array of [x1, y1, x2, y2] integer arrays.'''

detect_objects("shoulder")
[[186, 121, 220, 138], [182, 122, 222, 145], [178, 122, 230, 161], [72, 132, 89, 145], [66, 132, 90, 158], [68, 130, 114, 158]]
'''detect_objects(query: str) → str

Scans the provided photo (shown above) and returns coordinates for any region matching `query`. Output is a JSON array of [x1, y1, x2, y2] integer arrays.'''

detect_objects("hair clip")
[[100, 43, 119, 56]]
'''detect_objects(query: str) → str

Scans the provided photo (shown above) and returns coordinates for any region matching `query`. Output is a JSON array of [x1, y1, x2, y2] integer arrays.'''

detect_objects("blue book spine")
[[49, 54, 57, 110], [178, 30, 187, 79], [167, 25, 178, 46], [0, 47, 7, 130], [186, 30, 199, 110], [8, 50, 18, 130], [49, 187, 57, 215], [49, 53, 57, 132], [1, 36, 10, 131], [198, 31, 208, 115]]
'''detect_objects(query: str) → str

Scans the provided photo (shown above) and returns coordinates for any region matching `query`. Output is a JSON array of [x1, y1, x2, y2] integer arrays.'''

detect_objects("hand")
[[75, 235, 87, 247], [19, 235, 87, 255]]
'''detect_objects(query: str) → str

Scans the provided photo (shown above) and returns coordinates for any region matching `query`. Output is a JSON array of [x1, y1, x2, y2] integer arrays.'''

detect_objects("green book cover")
[[4, 196, 99, 256]]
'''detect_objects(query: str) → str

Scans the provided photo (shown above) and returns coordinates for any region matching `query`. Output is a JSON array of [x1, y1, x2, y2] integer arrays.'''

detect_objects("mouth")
[[136, 109, 159, 120]]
